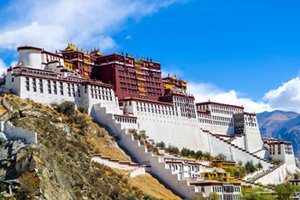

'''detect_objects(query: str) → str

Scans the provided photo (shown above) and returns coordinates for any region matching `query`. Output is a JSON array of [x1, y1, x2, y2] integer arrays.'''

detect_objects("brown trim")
[[165, 161, 183, 164], [196, 101, 244, 109], [114, 114, 137, 119], [47, 60, 59, 64], [18, 46, 43, 52], [164, 92, 195, 99], [120, 97, 173, 107], [197, 110, 211, 114], [42, 50, 63, 58], [190, 181, 241, 186]]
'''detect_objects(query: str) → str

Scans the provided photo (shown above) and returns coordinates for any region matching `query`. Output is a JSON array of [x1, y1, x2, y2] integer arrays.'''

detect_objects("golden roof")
[[65, 43, 77, 51]]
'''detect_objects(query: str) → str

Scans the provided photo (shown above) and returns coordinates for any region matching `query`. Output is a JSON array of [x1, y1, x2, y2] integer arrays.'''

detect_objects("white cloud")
[[188, 74, 300, 113], [0, 0, 182, 52], [264, 75, 300, 112], [0, 59, 7, 76], [188, 82, 270, 113]]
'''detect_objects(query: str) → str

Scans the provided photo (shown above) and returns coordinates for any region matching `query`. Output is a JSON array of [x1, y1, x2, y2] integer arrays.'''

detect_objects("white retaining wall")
[[206, 132, 272, 169], [129, 167, 146, 178], [91, 104, 197, 198], [244, 125, 264, 153], [0, 121, 37, 144], [230, 136, 246, 149], [255, 163, 287, 185]]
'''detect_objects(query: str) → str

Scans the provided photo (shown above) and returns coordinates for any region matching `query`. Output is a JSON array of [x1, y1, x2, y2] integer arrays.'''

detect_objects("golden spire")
[[65, 43, 77, 51]]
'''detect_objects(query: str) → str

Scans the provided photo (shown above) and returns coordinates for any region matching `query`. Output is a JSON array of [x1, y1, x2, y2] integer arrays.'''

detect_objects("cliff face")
[[0, 94, 180, 200]]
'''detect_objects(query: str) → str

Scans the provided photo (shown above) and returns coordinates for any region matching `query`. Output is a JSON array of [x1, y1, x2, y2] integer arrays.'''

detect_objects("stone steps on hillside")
[[91, 105, 198, 198], [203, 129, 273, 167]]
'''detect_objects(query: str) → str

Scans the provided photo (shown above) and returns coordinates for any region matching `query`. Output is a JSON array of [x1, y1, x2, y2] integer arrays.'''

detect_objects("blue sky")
[[0, 0, 300, 112], [113, 0, 300, 100]]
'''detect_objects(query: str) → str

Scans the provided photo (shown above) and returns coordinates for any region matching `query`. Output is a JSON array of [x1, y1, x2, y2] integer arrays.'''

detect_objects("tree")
[[238, 161, 243, 166], [156, 141, 165, 149], [275, 183, 299, 200], [245, 161, 257, 173], [166, 145, 180, 155], [215, 153, 227, 161], [256, 162, 263, 169], [208, 192, 220, 200], [203, 152, 213, 161], [195, 150, 203, 160], [181, 147, 191, 157]]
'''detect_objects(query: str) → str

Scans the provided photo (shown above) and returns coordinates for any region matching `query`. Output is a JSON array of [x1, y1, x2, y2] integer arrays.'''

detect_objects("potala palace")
[[3, 44, 300, 199]]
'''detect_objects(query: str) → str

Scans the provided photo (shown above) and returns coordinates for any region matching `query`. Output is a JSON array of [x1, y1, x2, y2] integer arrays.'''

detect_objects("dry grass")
[[129, 173, 182, 200], [85, 123, 131, 162], [0, 105, 7, 115]]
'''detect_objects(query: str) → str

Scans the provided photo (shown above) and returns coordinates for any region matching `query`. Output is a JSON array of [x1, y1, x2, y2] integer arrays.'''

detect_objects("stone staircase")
[[244, 162, 285, 184], [202, 129, 273, 168], [90, 104, 199, 198]]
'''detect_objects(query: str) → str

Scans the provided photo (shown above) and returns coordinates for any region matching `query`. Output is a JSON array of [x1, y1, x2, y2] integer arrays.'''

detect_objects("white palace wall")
[[244, 125, 264, 153], [230, 135, 246, 150], [5, 68, 121, 115], [123, 100, 208, 152]]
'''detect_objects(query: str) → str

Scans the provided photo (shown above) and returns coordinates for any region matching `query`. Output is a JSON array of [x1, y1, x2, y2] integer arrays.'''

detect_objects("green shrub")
[[215, 153, 227, 161], [52, 101, 75, 116], [166, 145, 180, 155], [245, 161, 257, 173], [156, 141, 166, 149]]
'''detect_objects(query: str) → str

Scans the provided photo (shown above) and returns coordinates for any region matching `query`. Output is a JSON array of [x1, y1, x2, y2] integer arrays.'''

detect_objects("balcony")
[[137, 76, 145, 81]]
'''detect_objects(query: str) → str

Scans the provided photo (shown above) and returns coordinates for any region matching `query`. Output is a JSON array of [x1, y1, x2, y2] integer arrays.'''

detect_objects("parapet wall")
[[255, 163, 286, 185], [0, 121, 37, 144]]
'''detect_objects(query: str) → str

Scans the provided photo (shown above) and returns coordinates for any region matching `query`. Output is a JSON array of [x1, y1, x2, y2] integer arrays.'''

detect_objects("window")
[[67, 83, 71, 96], [53, 81, 57, 95], [60, 82, 63, 95], [26, 77, 30, 91], [39, 79, 43, 93], [77, 85, 80, 97], [47, 80, 51, 94], [32, 78, 37, 92]]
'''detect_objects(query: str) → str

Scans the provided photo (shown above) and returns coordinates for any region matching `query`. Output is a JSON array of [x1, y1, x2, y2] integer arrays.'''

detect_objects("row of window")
[[25, 77, 81, 97], [115, 116, 137, 124], [245, 122, 257, 127], [197, 114, 233, 122], [44, 54, 62, 63], [211, 104, 243, 112], [25, 77, 114, 101], [136, 106, 178, 116], [211, 109, 236, 115], [90, 86, 113, 101], [198, 118, 233, 127], [174, 97, 194, 104], [168, 164, 200, 172]]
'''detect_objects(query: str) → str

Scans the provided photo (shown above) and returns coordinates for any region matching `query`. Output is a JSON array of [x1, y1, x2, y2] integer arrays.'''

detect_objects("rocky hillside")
[[0, 94, 180, 200], [257, 110, 300, 158]]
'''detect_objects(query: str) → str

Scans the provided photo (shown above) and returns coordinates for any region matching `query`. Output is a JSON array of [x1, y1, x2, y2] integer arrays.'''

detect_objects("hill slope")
[[0, 94, 180, 200]]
